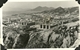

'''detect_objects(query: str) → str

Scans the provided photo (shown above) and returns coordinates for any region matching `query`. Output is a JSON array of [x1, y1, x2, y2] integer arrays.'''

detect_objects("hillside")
[[3, 6, 79, 48]]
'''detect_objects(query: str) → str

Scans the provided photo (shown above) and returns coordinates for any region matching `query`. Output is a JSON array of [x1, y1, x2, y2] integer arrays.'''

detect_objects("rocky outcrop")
[[3, 22, 79, 48]]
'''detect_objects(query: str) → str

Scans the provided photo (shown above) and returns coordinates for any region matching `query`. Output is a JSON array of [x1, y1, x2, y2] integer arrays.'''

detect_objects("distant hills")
[[30, 6, 79, 14], [41, 6, 79, 15], [30, 6, 54, 11], [30, 6, 79, 21]]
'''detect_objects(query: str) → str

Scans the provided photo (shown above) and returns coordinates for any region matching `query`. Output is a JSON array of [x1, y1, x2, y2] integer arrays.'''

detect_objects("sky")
[[3, 1, 79, 11]]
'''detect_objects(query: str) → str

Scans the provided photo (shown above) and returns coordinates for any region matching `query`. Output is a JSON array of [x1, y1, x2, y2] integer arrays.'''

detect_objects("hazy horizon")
[[3, 1, 79, 12]]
